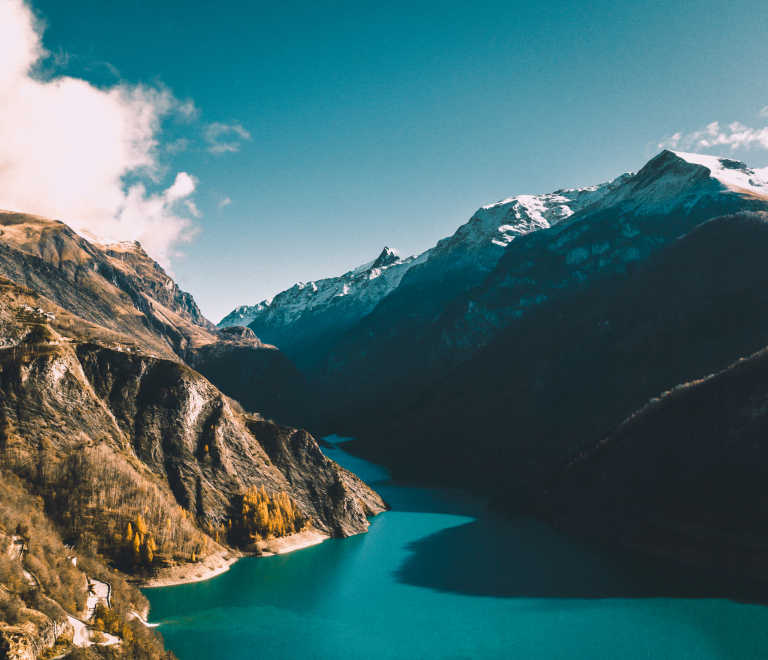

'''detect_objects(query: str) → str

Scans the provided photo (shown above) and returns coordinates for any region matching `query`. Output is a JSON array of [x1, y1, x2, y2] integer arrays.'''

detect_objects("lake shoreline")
[[137, 529, 331, 589]]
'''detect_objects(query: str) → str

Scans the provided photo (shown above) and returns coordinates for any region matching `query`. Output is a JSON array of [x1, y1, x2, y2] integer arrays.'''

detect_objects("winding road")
[[67, 615, 120, 647]]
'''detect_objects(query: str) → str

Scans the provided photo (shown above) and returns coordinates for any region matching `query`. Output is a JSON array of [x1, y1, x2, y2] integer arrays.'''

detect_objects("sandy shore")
[[138, 548, 241, 588], [256, 528, 330, 556], [137, 529, 330, 588]]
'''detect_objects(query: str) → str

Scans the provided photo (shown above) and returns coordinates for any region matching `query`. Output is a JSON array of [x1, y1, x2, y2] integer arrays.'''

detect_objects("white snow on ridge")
[[218, 247, 428, 328], [428, 173, 633, 266], [585, 150, 768, 217], [219, 149, 768, 332], [219, 300, 271, 328], [672, 151, 768, 196], [219, 175, 632, 327]]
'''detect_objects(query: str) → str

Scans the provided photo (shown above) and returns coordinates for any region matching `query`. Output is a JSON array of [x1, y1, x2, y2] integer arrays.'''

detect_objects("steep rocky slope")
[[0, 209, 310, 424], [0, 268, 384, 542], [0, 211, 387, 657], [318, 151, 768, 432], [0, 210, 215, 361]]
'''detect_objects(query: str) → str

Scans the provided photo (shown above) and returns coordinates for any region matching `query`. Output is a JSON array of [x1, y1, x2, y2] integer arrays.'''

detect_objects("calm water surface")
[[145, 436, 768, 659]]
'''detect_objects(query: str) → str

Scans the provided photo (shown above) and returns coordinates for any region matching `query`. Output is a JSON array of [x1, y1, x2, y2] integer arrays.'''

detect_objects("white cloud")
[[760, 106, 768, 118], [217, 196, 233, 209], [0, 0, 199, 269], [205, 122, 251, 154], [659, 120, 768, 152]]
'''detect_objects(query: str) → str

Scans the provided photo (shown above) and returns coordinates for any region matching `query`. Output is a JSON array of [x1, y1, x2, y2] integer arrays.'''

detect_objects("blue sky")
[[12, 0, 768, 320]]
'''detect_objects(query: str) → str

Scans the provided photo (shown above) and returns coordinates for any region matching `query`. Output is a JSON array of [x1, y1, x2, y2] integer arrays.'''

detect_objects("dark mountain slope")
[[352, 212, 768, 499], [547, 342, 768, 579], [185, 327, 312, 427], [316, 151, 768, 433]]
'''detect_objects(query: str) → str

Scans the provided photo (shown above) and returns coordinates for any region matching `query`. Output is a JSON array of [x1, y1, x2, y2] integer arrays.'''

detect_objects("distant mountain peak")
[[669, 150, 768, 196], [577, 149, 768, 220], [217, 245, 428, 341], [371, 246, 400, 270]]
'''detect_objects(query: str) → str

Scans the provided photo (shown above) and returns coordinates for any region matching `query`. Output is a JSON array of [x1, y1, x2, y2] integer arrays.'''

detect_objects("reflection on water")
[[144, 440, 768, 660]]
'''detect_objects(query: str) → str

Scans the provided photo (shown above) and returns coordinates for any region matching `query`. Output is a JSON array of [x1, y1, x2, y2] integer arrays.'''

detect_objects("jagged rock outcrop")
[[0, 609, 62, 660]]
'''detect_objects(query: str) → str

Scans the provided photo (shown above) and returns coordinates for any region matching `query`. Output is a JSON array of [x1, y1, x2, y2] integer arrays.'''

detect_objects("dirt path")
[[85, 577, 111, 620], [67, 615, 120, 648], [8, 536, 39, 589]]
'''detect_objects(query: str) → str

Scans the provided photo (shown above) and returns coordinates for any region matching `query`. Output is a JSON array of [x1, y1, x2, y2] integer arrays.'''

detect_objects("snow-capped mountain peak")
[[425, 172, 633, 272], [218, 247, 428, 329], [672, 151, 768, 196], [583, 150, 768, 219], [371, 246, 400, 270]]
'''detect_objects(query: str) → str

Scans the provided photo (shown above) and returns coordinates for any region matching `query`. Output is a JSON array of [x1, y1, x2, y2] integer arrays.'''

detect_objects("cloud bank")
[[659, 121, 768, 153], [0, 0, 197, 269]]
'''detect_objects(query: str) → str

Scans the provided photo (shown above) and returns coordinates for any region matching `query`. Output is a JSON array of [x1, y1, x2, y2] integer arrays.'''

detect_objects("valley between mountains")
[[219, 149, 768, 579], [3, 148, 768, 659]]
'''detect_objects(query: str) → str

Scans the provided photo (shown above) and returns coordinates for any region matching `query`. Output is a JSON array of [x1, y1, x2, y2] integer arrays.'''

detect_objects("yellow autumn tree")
[[237, 486, 306, 543], [132, 531, 141, 566], [136, 514, 147, 536]]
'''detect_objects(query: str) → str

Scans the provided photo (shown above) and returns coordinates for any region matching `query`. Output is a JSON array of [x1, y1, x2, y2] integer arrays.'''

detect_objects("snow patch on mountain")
[[218, 247, 428, 328], [220, 174, 635, 329], [425, 173, 633, 271], [582, 150, 768, 220], [673, 151, 768, 195], [218, 300, 272, 328]]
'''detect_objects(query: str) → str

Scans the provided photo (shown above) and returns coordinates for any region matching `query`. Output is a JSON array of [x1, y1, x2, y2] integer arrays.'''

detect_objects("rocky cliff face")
[[0, 266, 385, 658], [0, 607, 62, 660], [0, 211, 388, 660], [72, 342, 385, 534], [0, 209, 313, 429], [0, 210, 216, 361], [0, 270, 384, 543]]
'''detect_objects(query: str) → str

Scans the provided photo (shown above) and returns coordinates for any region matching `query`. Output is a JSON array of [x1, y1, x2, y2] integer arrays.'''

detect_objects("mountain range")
[[5, 146, 768, 658], [221, 149, 768, 578]]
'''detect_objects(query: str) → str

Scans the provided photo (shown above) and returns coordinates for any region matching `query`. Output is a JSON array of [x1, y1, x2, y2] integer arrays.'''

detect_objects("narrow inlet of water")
[[144, 436, 768, 660]]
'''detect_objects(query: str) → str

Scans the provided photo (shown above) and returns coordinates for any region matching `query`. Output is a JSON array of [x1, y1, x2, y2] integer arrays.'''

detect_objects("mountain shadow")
[[394, 514, 768, 603]]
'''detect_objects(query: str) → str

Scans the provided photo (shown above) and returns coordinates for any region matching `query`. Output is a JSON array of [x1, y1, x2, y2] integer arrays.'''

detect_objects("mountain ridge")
[[0, 210, 387, 658]]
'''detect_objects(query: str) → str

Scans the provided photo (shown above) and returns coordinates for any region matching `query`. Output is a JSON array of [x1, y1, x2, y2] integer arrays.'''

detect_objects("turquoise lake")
[[144, 437, 768, 659]]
